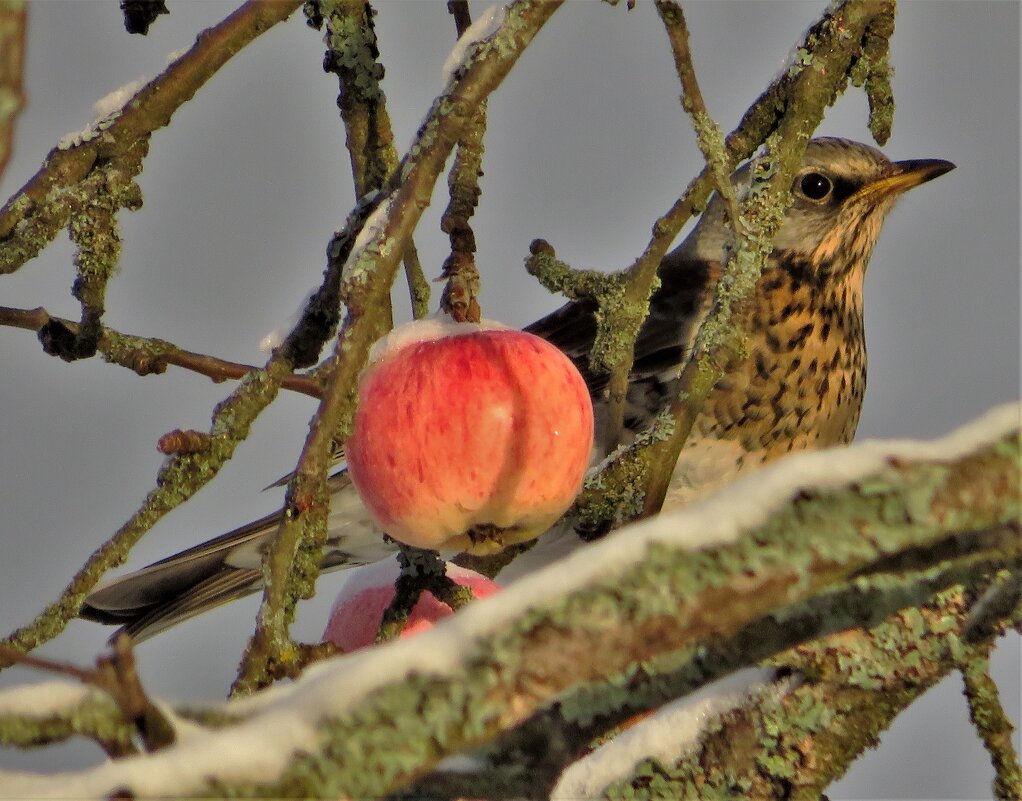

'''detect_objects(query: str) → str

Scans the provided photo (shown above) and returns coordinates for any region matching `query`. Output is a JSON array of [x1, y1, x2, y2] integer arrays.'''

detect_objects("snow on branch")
[[0, 402, 1017, 798]]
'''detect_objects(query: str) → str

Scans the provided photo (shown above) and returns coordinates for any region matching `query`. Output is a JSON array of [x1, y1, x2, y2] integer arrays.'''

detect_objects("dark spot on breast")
[[755, 352, 771, 380], [820, 321, 831, 343], [766, 329, 783, 352], [770, 392, 787, 420], [781, 300, 805, 319], [787, 323, 815, 349], [742, 401, 767, 421]]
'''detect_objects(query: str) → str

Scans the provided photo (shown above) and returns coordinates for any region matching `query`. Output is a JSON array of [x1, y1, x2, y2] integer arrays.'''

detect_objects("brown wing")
[[79, 471, 389, 641], [526, 250, 720, 433]]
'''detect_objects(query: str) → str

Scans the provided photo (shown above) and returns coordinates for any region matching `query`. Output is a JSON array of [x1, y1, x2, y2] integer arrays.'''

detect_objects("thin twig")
[[439, 0, 486, 323], [309, 0, 429, 320], [962, 646, 1022, 801], [0, 305, 324, 398]]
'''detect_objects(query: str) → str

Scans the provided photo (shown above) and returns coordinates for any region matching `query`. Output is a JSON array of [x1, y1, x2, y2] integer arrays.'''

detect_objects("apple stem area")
[[375, 542, 475, 643]]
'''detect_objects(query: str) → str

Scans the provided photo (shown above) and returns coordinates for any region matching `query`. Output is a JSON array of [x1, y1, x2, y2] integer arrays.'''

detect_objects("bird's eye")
[[799, 172, 833, 201]]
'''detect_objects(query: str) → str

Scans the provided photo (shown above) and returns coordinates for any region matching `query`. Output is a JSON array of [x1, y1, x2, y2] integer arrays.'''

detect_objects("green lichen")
[[524, 239, 659, 379], [0, 689, 134, 753], [312, 0, 385, 104]]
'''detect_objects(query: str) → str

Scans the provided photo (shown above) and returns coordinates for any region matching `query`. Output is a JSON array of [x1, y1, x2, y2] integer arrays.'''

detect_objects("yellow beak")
[[854, 158, 956, 201]]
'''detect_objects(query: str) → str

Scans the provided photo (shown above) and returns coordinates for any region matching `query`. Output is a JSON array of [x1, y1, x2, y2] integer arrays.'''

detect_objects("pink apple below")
[[346, 317, 595, 554], [322, 559, 501, 651]]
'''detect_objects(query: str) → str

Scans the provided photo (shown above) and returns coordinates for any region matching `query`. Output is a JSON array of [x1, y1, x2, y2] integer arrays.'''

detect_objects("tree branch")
[[0, 0, 303, 270], [230, 0, 564, 694], [1, 404, 1015, 798], [962, 642, 1022, 800], [0, 305, 324, 395]]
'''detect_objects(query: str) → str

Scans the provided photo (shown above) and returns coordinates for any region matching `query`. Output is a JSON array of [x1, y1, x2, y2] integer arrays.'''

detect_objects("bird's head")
[[683, 137, 955, 281]]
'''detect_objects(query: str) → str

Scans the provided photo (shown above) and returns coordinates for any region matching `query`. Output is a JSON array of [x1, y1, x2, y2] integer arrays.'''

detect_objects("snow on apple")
[[346, 316, 594, 553]]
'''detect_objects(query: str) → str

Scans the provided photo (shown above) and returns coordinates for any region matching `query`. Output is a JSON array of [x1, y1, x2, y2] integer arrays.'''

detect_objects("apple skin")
[[322, 560, 500, 651], [346, 319, 594, 553]]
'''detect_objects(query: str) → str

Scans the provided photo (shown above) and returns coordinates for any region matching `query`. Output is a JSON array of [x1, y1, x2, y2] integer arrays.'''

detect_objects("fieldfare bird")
[[82, 137, 955, 640]]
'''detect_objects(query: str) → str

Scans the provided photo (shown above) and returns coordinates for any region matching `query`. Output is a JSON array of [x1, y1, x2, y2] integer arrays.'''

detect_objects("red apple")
[[322, 559, 501, 651], [346, 317, 594, 553]]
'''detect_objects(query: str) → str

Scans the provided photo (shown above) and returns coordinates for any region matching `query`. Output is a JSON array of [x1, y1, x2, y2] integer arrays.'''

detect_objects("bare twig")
[[0, 304, 324, 397]]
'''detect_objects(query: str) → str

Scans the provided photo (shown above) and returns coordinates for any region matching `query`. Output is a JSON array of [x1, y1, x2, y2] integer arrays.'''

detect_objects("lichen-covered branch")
[[560, 0, 897, 532], [1, 404, 1015, 798], [0, 0, 302, 270], [0, 680, 135, 756], [0, 304, 324, 397], [409, 555, 1020, 800], [962, 643, 1022, 800], [0, 355, 295, 667], [39, 149, 145, 361], [587, 578, 1017, 800], [529, 0, 894, 487], [308, 0, 429, 319], [230, 0, 564, 694], [438, 98, 486, 322], [438, 1, 488, 323], [229, 0, 412, 692]]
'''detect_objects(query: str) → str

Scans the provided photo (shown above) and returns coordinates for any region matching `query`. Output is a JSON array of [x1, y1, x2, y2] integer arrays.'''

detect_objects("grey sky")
[[0, 2, 1018, 796]]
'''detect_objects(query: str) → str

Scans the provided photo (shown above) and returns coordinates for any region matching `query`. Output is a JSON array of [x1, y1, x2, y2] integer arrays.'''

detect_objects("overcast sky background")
[[0, 2, 1018, 797]]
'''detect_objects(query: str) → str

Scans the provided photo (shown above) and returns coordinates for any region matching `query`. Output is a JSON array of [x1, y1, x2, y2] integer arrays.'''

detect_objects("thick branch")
[[583, 580, 1019, 800], [1, 405, 1015, 798]]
